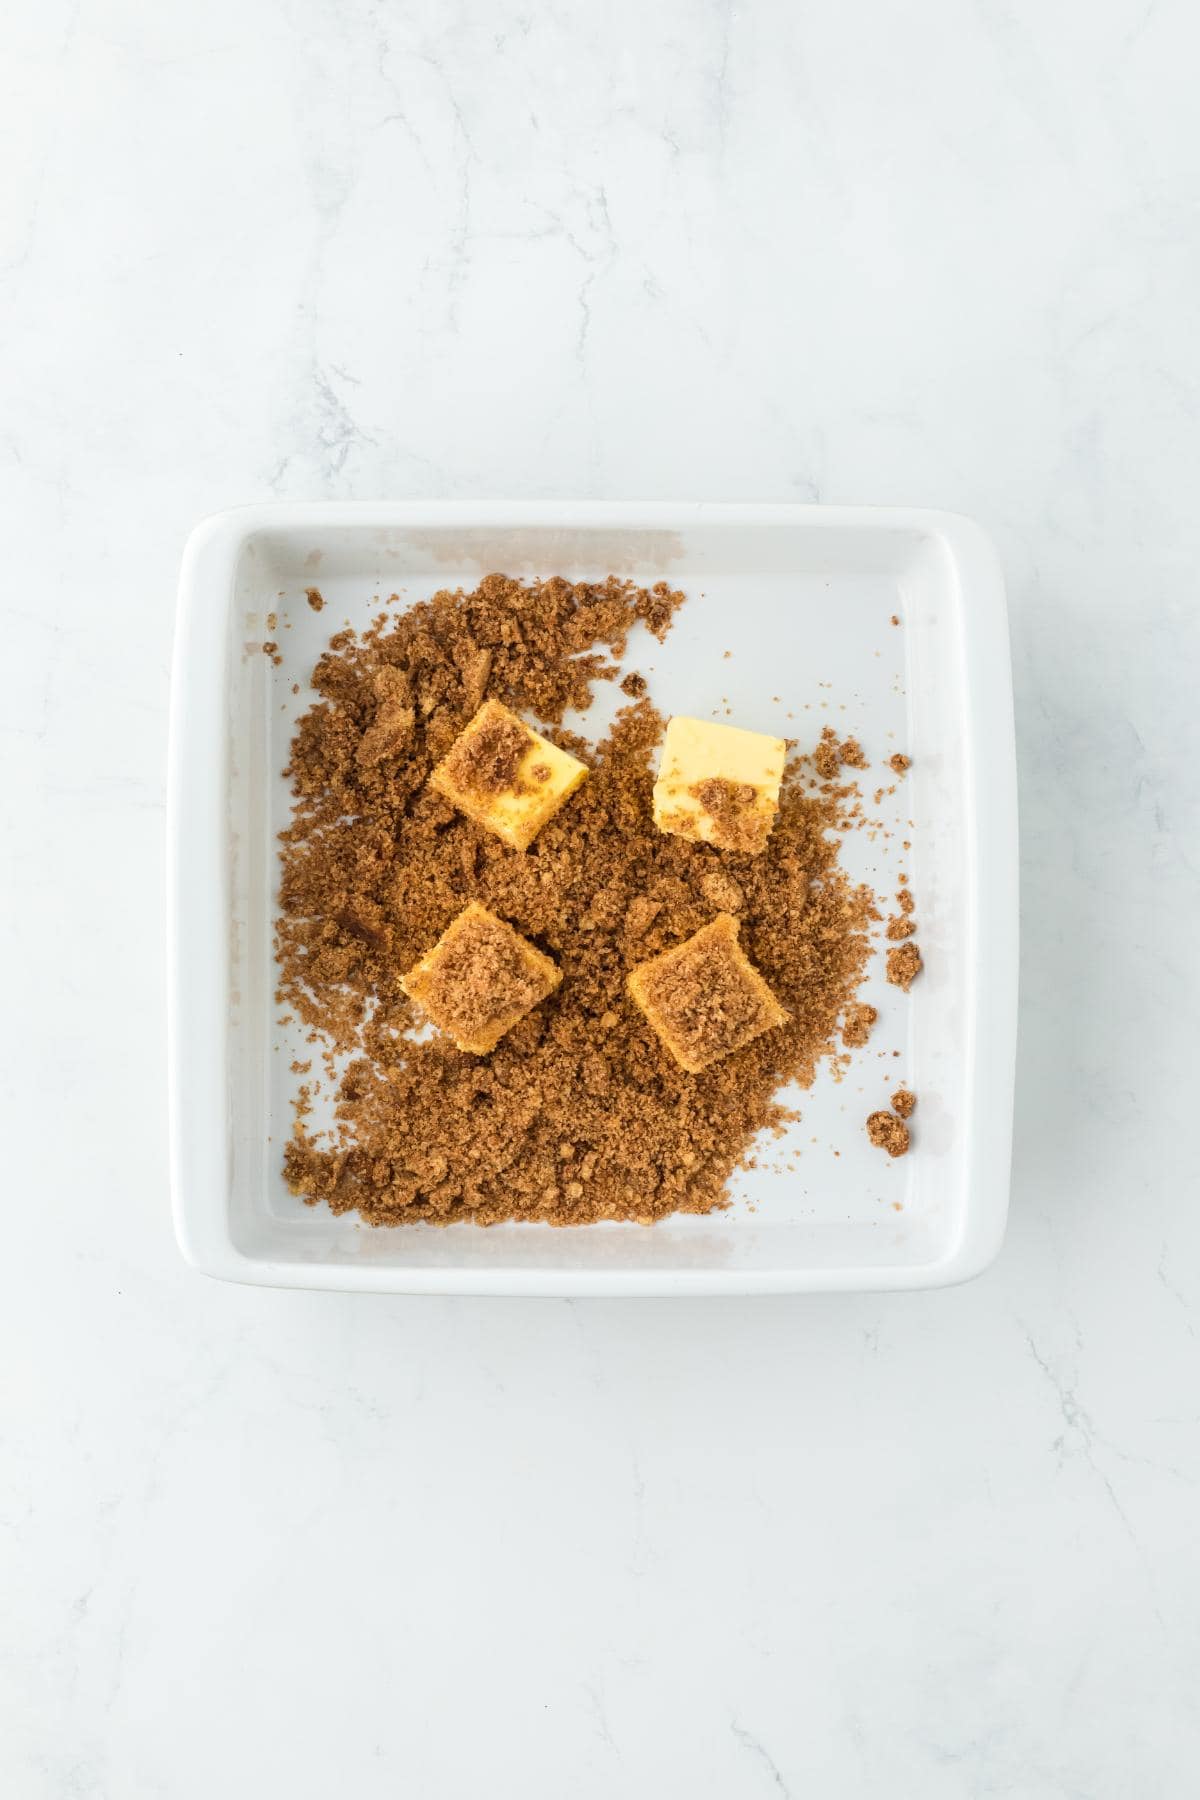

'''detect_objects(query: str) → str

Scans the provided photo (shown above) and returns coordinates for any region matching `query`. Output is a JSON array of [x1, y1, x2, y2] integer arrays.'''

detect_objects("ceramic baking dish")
[[168, 502, 1017, 1294]]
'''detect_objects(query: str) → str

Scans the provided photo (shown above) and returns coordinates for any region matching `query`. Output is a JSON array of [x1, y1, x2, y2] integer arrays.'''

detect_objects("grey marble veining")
[[2, 0, 1198, 1794]]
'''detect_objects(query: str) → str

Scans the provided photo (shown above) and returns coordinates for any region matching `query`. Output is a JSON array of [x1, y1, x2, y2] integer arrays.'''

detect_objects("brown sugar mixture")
[[276, 573, 880, 1227], [891, 1087, 916, 1119]]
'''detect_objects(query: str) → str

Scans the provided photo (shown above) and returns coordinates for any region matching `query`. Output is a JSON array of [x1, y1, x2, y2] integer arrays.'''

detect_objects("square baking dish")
[[168, 502, 1017, 1294]]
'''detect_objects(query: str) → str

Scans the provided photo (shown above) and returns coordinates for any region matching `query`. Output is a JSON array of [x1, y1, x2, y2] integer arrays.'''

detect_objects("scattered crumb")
[[891, 1087, 916, 1118], [867, 1110, 910, 1157], [888, 753, 911, 774], [890, 614, 900, 626], [266, 611, 277, 632], [262, 641, 282, 666], [886, 916, 916, 940], [886, 943, 922, 990], [306, 587, 325, 611], [814, 727, 841, 780], [814, 726, 869, 779], [620, 670, 647, 698], [841, 1003, 877, 1048]]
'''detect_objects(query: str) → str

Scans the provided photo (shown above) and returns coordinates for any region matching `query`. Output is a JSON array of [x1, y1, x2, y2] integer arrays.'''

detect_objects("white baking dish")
[[168, 502, 1017, 1294]]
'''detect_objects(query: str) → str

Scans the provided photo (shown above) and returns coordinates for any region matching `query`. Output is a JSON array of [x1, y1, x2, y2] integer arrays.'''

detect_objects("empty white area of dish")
[[214, 519, 971, 1279]]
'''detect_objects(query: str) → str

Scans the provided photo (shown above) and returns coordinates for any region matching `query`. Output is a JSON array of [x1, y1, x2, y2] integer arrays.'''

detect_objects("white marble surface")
[[3, 0, 1199, 1792]]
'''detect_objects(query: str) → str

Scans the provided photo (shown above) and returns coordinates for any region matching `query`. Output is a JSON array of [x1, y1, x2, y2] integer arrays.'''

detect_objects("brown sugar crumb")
[[267, 611, 278, 632], [401, 901, 560, 1055], [897, 886, 915, 914], [886, 916, 916, 940], [841, 1002, 877, 1048], [891, 1087, 916, 1118], [305, 587, 325, 612], [356, 666, 416, 768], [890, 614, 900, 626], [620, 670, 647, 698], [699, 868, 745, 913], [867, 1110, 910, 1156], [814, 727, 868, 780], [886, 942, 922, 990], [262, 641, 282, 666], [889, 753, 911, 774], [627, 914, 788, 1074], [275, 572, 877, 1227], [624, 895, 663, 939], [814, 727, 841, 780]]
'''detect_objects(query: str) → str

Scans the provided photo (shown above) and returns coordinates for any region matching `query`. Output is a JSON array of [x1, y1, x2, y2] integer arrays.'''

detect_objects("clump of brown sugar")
[[889, 752, 910, 774], [891, 1087, 916, 1118], [841, 1002, 877, 1048], [262, 640, 282, 666], [699, 868, 745, 913], [814, 728, 841, 780], [276, 573, 878, 1227], [305, 586, 325, 611], [356, 667, 416, 769], [886, 915, 916, 940], [814, 726, 868, 780], [867, 1110, 910, 1157], [886, 942, 922, 990]]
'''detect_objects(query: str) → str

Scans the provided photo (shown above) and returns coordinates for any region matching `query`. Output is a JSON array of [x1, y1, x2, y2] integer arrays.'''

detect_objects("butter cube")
[[431, 699, 589, 851], [652, 716, 786, 854], [400, 901, 561, 1054], [627, 914, 789, 1073]]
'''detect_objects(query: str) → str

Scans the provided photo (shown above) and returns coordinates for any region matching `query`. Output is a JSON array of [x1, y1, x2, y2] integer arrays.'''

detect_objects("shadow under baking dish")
[[168, 503, 1017, 1294]]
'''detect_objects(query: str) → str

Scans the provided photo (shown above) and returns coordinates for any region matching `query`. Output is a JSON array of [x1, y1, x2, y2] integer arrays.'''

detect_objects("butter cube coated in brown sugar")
[[626, 913, 789, 1073], [652, 716, 786, 854], [400, 902, 561, 1055], [430, 698, 588, 851]]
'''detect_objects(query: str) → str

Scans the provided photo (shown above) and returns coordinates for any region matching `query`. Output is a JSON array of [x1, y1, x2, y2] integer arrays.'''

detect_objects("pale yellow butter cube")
[[652, 716, 786, 855], [431, 699, 588, 851]]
